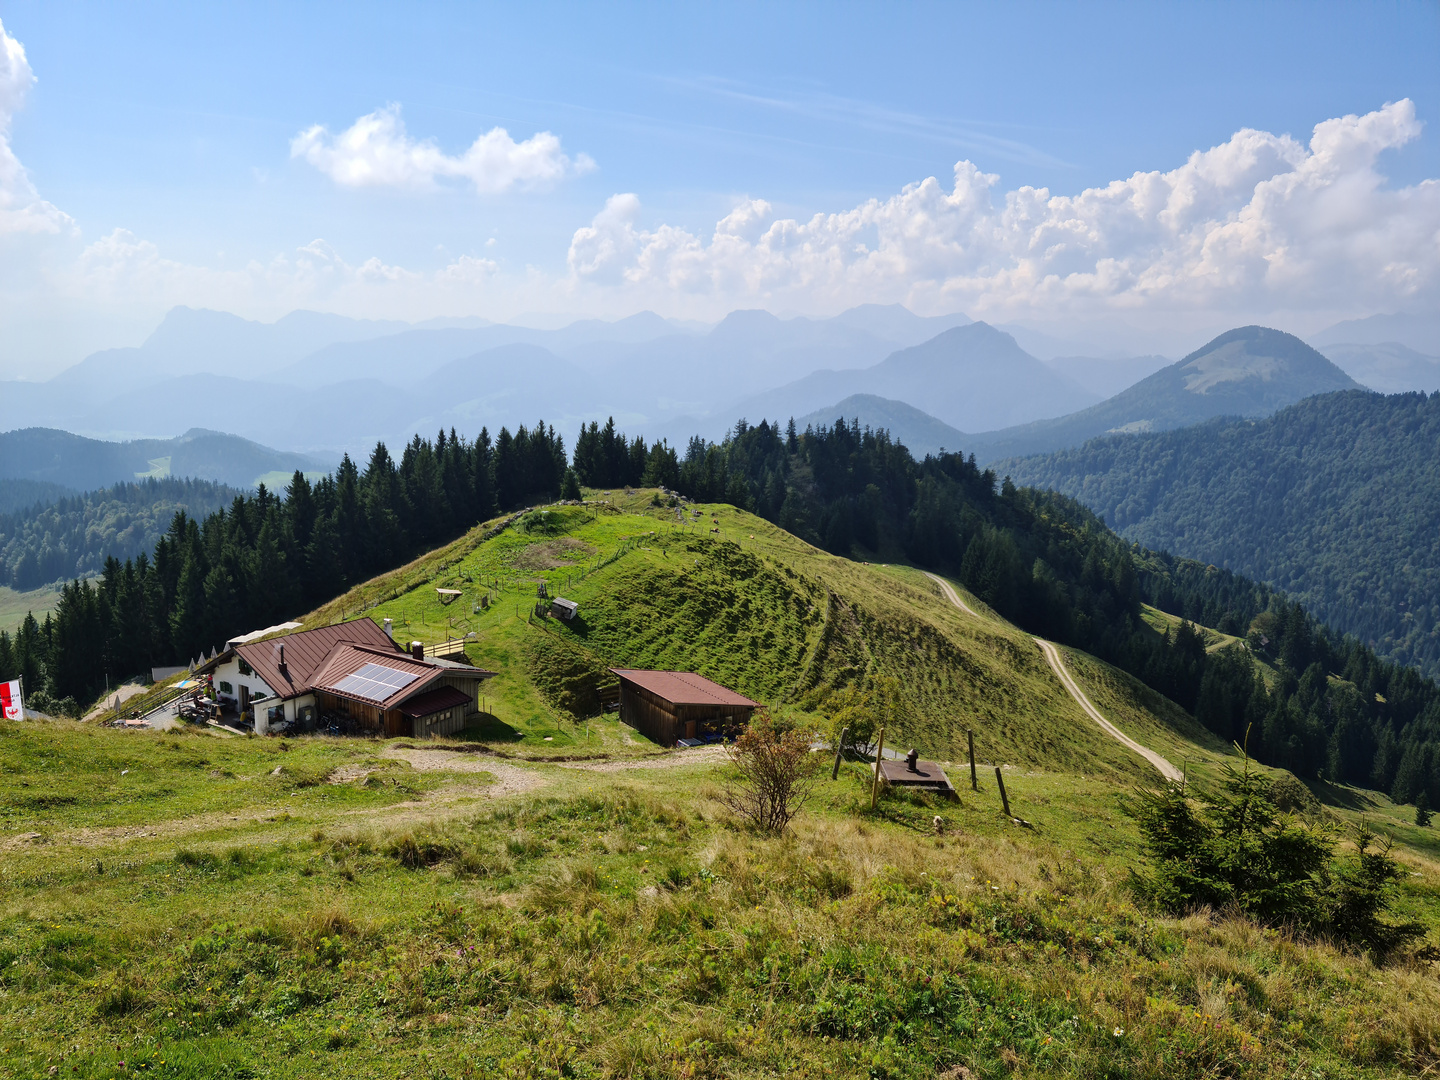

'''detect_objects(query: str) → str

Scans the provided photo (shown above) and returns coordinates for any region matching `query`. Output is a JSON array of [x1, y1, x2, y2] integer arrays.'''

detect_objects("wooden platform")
[[879, 758, 957, 798]]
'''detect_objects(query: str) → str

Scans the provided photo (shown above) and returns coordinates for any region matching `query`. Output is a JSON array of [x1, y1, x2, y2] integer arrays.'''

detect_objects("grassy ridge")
[[2, 488, 1436, 1078], [303, 493, 1180, 781]]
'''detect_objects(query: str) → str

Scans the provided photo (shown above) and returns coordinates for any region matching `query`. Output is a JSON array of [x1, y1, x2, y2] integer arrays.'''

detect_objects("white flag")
[[0, 679, 22, 721]]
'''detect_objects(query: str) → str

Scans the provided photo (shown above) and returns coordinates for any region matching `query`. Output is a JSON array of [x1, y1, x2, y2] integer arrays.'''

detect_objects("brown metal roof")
[[231, 618, 399, 699], [312, 645, 445, 708], [398, 685, 473, 718], [219, 619, 495, 709], [609, 668, 761, 708]]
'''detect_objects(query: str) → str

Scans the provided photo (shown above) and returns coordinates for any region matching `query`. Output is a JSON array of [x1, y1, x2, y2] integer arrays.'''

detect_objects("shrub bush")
[[1126, 755, 1427, 958], [723, 712, 818, 835]]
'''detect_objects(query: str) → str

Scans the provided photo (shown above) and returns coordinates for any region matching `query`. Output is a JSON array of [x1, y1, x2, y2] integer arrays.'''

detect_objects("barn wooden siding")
[[439, 675, 483, 713], [618, 682, 754, 746], [317, 676, 484, 738], [315, 690, 391, 733], [415, 706, 466, 738]]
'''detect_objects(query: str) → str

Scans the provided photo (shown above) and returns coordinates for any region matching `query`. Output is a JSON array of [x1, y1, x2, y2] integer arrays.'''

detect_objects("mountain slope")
[[967, 325, 1361, 461], [862, 323, 1098, 431], [1310, 310, 1440, 354], [795, 394, 971, 457], [305, 495, 1216, 782], [705, 322, 1098, 440], [0, 427, 334, 491], [1000, 389, 1440, 678], [0, 478, 76, 515], [0, 477, 241, 590]]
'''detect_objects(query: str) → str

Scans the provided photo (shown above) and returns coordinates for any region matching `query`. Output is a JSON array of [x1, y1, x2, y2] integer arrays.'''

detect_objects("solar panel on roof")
[[327, 661, 421, 702]]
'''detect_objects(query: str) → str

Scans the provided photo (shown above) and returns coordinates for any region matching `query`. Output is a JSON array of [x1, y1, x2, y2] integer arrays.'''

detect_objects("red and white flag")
[[0, 679, 22, 721]]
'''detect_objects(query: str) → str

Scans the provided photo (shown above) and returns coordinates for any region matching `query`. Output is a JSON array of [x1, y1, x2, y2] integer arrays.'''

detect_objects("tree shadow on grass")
[[456, 713, 523, 743], [1307, 777, 1381, 812]]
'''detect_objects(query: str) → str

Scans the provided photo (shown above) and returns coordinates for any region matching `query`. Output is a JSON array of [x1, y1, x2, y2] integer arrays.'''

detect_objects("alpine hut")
[[609, 668, 760, 746], [199, 619, 495, 737]]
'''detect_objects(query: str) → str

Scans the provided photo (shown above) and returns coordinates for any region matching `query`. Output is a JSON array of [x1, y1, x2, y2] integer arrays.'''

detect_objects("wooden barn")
[[609, 668, 760, 746]]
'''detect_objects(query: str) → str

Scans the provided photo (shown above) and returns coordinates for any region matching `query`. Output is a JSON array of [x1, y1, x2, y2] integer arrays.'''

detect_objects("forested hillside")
[[1000, 390, 1440, 679], [0, 478, 76, 515], [0, 427, 333, 491], [0, 423, 570, 711], [4, 411, 1438, 810], [0, 478, 239, 590]]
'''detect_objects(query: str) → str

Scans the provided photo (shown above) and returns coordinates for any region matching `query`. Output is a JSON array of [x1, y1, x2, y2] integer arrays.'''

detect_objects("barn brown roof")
[[398, 685, 473, 718], [609, 668, 761, 708]]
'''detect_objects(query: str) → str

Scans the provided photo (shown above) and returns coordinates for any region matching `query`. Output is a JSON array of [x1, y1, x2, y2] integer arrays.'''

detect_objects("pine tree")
[[472, 427, 496, 521], [1416, 791, 1432, 827], [361, 442, 405, 573], [169, 551, 208, 665], [561, 467, 582, 501], [284, 470, 316, 551], [304, 515, 346, 603], [492, 427, 520, 510]]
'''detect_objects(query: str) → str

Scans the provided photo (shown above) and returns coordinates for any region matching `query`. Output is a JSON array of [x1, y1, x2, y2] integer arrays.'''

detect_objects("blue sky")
[[1, 1, 1437, 373]]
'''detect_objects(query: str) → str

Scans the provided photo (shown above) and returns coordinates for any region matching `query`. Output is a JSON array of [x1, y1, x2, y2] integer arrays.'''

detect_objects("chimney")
[[279, 644, 285, 669], [383, 617, 393, 639], [411, 640, 424, 662]]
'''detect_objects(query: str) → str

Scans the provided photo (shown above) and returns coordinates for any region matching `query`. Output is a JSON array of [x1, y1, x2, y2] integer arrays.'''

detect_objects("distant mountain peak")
[[713, 309, 784, 331], [962, 323, 1363, 462], [1177, 326, 1357, 396]]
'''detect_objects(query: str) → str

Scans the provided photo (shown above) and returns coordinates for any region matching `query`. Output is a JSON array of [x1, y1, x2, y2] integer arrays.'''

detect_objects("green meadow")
[[1, 489, 1436, 1078], [0, 583, 60, 636]]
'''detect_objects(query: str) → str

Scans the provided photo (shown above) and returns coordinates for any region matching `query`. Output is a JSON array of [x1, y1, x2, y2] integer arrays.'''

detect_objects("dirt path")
[[559, 745, 729, 773], [382, 749, 549, 798], [80, 682, 149, 723], [1032, 638, 1183, 782], [924, 571, 1182, 783]]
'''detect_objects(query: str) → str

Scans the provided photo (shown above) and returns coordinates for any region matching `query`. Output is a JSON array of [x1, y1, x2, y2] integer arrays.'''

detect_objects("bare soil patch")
[[383, 748, 547, 798], [510, 537, 596, 570]]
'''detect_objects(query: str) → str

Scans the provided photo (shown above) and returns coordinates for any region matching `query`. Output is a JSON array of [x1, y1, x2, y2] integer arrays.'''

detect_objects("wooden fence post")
[[968, 728, 978, 791], [831, 727, 848, 780], [870, 727, 886, 810], [994, 766, 1011, 818]]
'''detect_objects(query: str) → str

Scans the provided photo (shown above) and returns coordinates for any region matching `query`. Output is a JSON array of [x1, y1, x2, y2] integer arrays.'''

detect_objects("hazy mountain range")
[[0, 303, 1434, 467], [791, 326, 1365, 466]]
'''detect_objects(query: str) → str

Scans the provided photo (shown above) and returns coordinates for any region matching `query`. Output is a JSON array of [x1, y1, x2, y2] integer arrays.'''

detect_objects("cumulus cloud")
[[0, 17, 72, 234], [291, 103, 595, 194], [565, 100, 1439, 322]]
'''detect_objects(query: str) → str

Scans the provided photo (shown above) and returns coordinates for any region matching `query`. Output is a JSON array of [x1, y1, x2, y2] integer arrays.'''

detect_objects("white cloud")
[[291, 103, 595, 194], [0, 18, 72, 234], [58, 229, 500, 323], [9, 95, 1437, 373], [565, 100, 1439, 324]]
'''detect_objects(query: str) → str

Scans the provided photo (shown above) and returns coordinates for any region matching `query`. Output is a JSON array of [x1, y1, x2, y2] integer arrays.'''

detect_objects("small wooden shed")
[[609, 668, 760, 746]]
